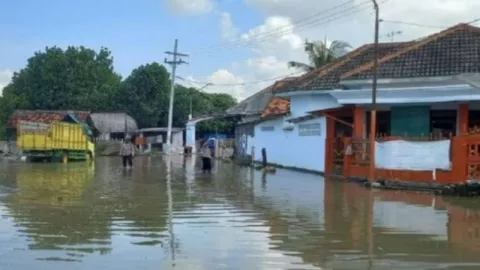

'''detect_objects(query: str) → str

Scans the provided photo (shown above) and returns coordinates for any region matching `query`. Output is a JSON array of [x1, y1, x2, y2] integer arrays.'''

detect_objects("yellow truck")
[[17, 119, 95, 163], [13, 163, 95, 205]]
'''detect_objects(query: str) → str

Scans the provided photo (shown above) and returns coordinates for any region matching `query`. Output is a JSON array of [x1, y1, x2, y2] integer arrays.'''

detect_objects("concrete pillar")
[[186, 123, 196, 153], [214, 139, 219, 158], [139, 132, 144, 152], [458, 103, 469, 135], [353, 105, 365, 138]]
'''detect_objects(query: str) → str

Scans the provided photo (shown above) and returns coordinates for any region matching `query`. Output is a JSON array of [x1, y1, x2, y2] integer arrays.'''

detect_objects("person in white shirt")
[[119, 138, 135, 168]]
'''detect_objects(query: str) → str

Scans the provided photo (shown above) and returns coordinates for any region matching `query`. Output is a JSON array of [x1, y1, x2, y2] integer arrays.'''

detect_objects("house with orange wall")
[[253, 23, 480, 183]]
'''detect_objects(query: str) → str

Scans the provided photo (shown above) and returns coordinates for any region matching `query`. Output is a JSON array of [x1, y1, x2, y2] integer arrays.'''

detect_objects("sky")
[[1, 0, 479, 100]]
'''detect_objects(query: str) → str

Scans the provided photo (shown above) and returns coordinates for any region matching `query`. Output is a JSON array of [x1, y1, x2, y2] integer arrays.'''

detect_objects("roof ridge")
[[340, 23, 467, 80], [280, 45, 371, 91], [297, 44, 375, 89], [14, 109, 90, 113]]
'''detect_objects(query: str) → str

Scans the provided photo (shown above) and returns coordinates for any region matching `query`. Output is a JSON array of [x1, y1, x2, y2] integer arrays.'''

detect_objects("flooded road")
[[1, 156, 480, 269]]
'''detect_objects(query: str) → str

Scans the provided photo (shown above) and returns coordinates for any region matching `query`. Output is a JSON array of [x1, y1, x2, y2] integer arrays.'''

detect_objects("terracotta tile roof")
[[274, 42, 412, 92], [270, 77, 299, 92], [7, 110, 91, 129], [341, 23, 480, 80], [260, 97, 290, 119], [273, 51, 356, 93]]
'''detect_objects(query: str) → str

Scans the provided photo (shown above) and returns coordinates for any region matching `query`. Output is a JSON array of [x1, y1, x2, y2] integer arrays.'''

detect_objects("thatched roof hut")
[[90, 113, 138, 134]]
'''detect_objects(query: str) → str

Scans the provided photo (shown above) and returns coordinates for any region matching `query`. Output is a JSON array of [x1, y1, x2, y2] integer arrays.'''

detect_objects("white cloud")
[[164, 0, 214, 15], [218, 12, 240, 41], [186, 14, 308, 100], [0, 69, 13, 96], [184, 69, 247, 101], [185, 0, 479, 101]]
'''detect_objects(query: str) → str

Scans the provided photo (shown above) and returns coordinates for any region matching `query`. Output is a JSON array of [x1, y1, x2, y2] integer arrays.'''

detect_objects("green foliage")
[[173, 85, 236, 134], [0, 46, 237, 139], [288, 39, 352, 71], [114, 62, 171, 128], [4, 46, 121, 111]]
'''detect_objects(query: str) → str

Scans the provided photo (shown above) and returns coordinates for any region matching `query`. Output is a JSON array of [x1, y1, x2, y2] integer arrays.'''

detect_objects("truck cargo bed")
[[17, 121, 89, 151]]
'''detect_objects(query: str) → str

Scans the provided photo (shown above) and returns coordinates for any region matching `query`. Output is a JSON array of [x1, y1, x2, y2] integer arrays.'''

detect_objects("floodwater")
[[1, 157, 480, 270]]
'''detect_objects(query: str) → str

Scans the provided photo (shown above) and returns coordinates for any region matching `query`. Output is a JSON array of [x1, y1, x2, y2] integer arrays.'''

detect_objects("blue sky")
[[0, 0, 260, 78], [1, 0, 474, 99]]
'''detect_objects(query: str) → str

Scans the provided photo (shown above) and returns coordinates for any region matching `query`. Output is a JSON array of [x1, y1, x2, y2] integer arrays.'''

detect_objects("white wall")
[[98, 133, 111, 140], [185, 124, 195, 147], [172, 131, 183, 147], [289, 94, 341, 117], [254, 116, 327, 172]]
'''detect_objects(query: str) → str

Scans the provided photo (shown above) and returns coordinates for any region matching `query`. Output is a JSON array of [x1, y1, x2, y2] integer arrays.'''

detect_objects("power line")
[[466, 18, 480, 25], [176, 70, 306, 86], [379, 19, 445, 29], [191, 0, 373, 54], [380, 30, 402, 41], [380, 18, 480, 29], [188, 0, 355, 53], [189, 0, 386, 54]]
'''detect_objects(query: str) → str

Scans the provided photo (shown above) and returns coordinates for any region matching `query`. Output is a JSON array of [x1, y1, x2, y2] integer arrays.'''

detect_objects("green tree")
[[0, 85, 28, 139], [172, 85, 236, 134], [3, 46, 122, 111], [288, 39, 352, 71], [115, 62, 171, 128]]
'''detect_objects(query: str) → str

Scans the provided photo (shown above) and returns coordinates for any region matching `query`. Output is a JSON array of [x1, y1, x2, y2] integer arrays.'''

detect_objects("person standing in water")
[[120, 138, 135, 168], [201, 143, 212, 173]]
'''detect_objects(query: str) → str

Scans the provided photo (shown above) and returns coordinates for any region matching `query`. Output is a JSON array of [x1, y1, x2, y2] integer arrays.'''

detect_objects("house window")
[[261, 126, 274, 131], [469, 110, 480, 131], [298, 123, 321, 136], [366, 111, 391, 136], [431, 110, 456, 137]]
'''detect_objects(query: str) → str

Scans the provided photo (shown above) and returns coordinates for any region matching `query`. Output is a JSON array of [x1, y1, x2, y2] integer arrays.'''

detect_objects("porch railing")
[[327, 133, 480, 184]]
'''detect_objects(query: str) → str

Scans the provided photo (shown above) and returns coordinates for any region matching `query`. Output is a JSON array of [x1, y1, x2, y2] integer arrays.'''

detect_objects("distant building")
[[90, 112, 138, 140], [135, 127, 184, 152]]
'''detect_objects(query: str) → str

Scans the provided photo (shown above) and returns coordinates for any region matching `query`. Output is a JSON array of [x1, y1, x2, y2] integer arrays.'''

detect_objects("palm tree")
[[288, 38, 352, 72]]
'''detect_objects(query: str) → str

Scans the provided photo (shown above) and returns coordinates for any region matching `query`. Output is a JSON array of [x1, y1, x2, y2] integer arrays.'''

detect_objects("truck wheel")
[[86, 151, 93, 162], [62, 153, 68, 163]]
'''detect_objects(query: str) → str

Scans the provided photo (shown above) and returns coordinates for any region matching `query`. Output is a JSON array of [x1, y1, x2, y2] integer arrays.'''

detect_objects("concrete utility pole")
[[369, 0, 379, 184], [164, 39, 188, 154]]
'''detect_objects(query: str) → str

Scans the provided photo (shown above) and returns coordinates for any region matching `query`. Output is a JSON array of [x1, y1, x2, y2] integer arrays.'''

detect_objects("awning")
[[286, 114, 318, 123], [328, 85, 480, 104]]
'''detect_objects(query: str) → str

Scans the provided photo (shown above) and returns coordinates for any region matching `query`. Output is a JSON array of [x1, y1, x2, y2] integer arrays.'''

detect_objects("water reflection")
[[0, 157, 480, 269]]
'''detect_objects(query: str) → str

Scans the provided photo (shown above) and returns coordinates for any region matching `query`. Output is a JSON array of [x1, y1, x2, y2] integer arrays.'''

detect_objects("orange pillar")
[[458, 104, 469, 135], [353, 105, 364, 138]]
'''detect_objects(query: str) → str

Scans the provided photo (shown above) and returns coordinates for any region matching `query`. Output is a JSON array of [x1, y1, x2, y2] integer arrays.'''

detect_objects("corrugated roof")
[[225, 77, 296, 116], [90, 112, 138, 134], [225, 86, 273, 116]]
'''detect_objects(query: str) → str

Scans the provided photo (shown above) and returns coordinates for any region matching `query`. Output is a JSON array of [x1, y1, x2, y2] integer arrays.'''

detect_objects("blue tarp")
[[203, 133, 227, 148], [62, 113, 92, 136]]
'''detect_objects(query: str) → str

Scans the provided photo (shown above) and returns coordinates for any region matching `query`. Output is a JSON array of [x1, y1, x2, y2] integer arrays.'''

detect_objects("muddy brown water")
[[1, 156, 480, 269]]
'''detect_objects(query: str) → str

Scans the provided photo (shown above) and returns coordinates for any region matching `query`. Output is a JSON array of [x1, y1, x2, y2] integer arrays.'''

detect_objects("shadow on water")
[[0, 157, 480, 269]]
